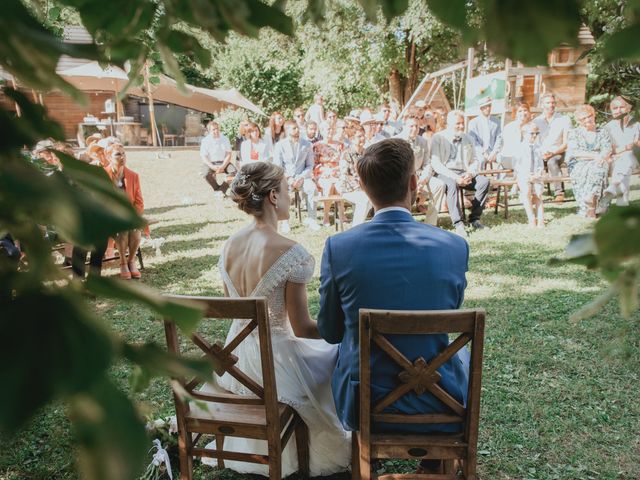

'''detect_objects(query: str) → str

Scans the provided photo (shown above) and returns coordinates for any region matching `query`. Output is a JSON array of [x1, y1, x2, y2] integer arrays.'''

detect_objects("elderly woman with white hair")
[[567, 104, 613, 218]]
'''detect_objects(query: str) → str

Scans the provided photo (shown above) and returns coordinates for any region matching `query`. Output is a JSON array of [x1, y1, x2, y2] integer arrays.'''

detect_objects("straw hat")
[[344, 109, 362, 123], [478, 97, 493, 108]]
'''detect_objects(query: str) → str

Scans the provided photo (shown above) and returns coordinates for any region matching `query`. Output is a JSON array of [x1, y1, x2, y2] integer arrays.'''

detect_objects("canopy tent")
[[59, 62, 130, 121], [194, 86, 265, 116], [141, 73, 265, 116]]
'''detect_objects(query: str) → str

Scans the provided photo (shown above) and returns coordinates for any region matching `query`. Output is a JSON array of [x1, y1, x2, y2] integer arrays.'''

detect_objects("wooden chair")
[[162, 124, 178, 146], [293, 190, 303, 222], [354, 308, 486, 480], [163, 296, 309, 480], [317, 194, 347, 231]]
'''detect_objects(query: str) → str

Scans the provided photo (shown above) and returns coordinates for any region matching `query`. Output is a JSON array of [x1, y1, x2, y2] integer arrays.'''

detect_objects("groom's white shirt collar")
[[374, 206, 411, 217]]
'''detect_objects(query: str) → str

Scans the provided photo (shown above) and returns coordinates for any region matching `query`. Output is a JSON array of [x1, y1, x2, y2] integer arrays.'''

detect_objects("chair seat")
[[370, 433, 467, 460], [185, 401, 294, 439]]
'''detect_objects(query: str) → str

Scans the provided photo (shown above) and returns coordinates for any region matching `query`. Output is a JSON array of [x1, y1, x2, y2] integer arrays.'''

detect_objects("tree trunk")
[[388, 68, 405, 108], [404, 38, 420, 102]]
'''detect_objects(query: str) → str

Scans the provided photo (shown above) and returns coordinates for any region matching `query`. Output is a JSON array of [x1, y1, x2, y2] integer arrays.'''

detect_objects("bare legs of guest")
[[116, 229, 142, 279]]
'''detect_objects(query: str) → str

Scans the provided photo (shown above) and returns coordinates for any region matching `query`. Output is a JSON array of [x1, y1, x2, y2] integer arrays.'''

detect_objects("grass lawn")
[[2, 148, 639, 480]]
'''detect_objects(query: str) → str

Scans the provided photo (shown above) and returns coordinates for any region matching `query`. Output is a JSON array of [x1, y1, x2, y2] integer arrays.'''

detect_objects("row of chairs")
[[164, 296, 485, 479]]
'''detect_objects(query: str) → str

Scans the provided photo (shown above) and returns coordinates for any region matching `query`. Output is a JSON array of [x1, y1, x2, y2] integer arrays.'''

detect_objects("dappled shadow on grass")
[[469, 240, 592, 283], [151, 221, 213, 239], [145, 203, 208, 215], [463, 287, 640, 480], [143, 254, 221, 290]]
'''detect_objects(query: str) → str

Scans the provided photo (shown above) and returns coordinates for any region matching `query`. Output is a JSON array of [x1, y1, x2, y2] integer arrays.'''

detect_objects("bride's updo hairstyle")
[[230, 161, 285, 217]]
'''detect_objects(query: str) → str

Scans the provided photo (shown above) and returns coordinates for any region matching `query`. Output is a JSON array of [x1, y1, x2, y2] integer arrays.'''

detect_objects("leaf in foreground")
[[71, 378, 148, 480], [0, 291, 113, 432], [86, 276, 204, 334]]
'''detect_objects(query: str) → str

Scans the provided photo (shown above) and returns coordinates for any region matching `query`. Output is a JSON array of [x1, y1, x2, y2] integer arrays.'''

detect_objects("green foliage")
[[581, 0, 640, 115], [214, 107, 261, 140]]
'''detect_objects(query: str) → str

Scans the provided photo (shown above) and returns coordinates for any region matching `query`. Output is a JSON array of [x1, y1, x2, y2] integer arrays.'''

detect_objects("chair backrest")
[[163, 295, 279, 425], [359, 308, 485, 444]]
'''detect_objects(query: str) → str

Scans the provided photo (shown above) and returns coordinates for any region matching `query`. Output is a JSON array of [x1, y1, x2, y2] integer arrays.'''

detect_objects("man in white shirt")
[[395, 117, 445, 226], [533, 93, 571, 202], [467, 97, 502, 169], [305, 93, 325, 127], [273, 121, 320, 232], [200, 120, 233, 197], [431, 111, 489, 238], [604, 95, 640, 206]]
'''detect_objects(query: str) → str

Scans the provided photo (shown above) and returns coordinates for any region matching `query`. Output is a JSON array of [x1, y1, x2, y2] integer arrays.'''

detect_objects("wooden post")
[[9, 76, 21, 117], [502, 59, 512, 127], [143, 62, 158, 147], [466, 47, 475, 79]]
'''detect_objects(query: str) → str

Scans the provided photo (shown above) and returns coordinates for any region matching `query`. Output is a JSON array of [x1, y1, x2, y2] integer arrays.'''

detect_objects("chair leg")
[[216, 434, 225, 469], [136, 247, 144, 270], [351, 434, 360, 480], [463, 454, 477, 480], [504, 186, 509, 219], [294, 419, 310, 478], [177, 434, 193, 480], [268, 442, 282, 480], [494, 185, 501, 215], [353, 433, 371, 480]]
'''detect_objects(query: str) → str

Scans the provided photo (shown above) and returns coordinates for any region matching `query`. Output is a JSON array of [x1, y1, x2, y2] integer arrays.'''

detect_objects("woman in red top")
[[105, 143, 144, 280]]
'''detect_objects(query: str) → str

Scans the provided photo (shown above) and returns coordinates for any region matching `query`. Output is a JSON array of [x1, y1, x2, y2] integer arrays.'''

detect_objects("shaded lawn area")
[[2, 149, 639, 480]]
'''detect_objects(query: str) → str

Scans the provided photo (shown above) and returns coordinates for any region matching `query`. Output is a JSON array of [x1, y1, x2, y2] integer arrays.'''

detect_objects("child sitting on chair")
[[515, 122, 545, 227]]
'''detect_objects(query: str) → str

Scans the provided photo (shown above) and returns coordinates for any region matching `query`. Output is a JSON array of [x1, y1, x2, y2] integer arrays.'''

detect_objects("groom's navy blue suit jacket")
[[317, 209, 470, 432]]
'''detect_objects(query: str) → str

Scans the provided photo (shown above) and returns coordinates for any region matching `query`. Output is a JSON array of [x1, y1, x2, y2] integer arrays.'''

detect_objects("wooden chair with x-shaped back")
[[354, 308, 485, 480], [163, 295, 310, 480]]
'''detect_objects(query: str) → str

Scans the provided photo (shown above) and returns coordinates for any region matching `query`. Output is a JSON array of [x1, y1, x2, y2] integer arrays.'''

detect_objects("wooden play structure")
[[402, 25, 596, 121]]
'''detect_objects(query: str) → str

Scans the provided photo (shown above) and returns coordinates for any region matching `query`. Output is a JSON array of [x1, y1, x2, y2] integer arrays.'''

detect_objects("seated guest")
[[200, 120, 233, 198], [85, 143, 109, 168], [467, 97, 501, 170], [239, 122, 271, 165], [326, 120, 347, 151], [293, 107, 306, 129], [313, 141, 342, 226], [515, 122, 545, 227], [273, 121, 320, 232], [567, 104, 613, 218], [304, 120, 323, 143], [534, 93, 571, 202], [604, 95, 639, 206], [361, 110, 386, 148], [234, 120, 251, 155], [379, 103, 401, 136], [339, 127, 371, 226], [395, 117, 445, 226], [431, 110, 489, 238], [499, 102, 532, 170], [305, 93, 325, 126], [32, 139, 61, 175], [265, 111, 286, 151], [105, 143, 144, 279], [320, 110, 338, 139]]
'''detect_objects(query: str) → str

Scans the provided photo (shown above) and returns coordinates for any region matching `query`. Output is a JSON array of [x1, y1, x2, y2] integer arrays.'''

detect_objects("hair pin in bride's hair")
[[237, 173, 250, 185], [251, 193, 262, 202]]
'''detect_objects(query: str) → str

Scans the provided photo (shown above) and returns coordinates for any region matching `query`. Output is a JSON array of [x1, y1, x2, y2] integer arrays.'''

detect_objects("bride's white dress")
[[201, 243, 351, 477]]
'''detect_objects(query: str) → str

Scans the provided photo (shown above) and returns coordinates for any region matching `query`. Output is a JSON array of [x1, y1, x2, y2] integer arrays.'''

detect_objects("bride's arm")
[[285, 282, 322, 339]]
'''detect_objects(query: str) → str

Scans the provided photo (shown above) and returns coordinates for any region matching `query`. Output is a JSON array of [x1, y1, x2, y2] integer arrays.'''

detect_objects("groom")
[[317, 139, 470, 441]]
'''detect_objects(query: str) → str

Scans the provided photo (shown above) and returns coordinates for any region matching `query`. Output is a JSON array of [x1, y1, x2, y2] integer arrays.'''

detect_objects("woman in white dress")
[[202, 161, 351, 477], [239, 122, 272, 165]]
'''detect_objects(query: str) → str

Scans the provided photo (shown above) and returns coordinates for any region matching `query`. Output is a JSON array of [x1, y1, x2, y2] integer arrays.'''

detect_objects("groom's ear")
[[409, 173, 418, 191]]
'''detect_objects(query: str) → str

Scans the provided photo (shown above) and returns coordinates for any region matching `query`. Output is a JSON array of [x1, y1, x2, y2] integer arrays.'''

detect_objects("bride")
[[202, 161, 351, 477]]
